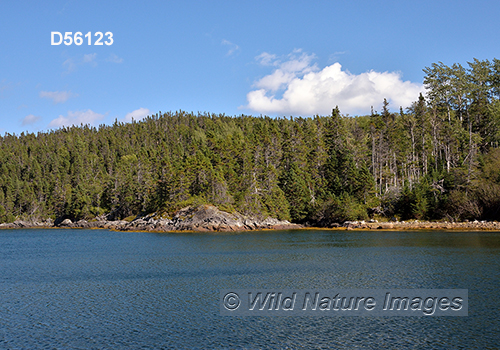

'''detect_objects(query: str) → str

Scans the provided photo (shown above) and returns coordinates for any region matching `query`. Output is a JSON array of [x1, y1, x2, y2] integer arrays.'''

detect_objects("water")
[[0, 228, 499, 349]]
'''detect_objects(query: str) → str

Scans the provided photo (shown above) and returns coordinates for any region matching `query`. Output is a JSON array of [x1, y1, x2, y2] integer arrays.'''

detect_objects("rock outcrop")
[[0, 219, 54, 229], [118, 205, 300, 232]]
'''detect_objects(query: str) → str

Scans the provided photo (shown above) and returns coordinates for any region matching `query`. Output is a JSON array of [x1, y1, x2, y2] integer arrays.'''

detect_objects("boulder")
[[59, 219, 73, 227]]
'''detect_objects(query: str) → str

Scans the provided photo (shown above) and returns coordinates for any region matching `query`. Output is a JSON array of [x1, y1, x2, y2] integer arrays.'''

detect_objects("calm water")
[[0, 229, 499, 349]]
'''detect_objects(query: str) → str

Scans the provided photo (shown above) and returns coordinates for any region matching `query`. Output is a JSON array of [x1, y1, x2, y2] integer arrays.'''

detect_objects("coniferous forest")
[[2, 58, 500, 224]]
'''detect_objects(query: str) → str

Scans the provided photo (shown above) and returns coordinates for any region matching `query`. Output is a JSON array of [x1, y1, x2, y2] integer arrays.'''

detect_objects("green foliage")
[[472, 148, 500, 219], [316, 193, 368, 223], [396, 182, 430, 220], [279, 162, 309, 221]]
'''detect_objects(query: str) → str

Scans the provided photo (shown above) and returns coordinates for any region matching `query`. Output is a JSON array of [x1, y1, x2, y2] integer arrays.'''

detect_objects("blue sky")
[[1, 0, 499, 134]]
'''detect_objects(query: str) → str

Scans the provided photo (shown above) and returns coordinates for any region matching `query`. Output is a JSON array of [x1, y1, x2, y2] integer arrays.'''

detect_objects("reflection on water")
[[0, 229, 499, 349]]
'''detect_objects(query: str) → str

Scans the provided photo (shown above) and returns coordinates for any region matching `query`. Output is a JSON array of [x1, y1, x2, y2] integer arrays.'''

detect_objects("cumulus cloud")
[[245, 51, 424, 116], [123, 108, 150, 122], [39, 90, 77, 104], [221, 39, 240, 56], [48, 109, 105, 128], [22, 114, 40, 126], [253, 50, 317, 92]]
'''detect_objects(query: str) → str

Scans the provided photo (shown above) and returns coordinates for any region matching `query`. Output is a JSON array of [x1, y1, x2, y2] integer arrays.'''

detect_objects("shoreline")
[[2, 219, 500, 232], [2, 204, 500, 233], [335, 220, 500, 231]]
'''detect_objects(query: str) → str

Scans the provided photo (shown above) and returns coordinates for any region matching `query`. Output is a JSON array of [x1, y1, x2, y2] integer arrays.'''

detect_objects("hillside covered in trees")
[[1, 58, 500, 225]]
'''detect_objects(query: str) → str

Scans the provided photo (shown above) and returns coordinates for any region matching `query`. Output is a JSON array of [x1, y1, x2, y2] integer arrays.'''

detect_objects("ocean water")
[[0, 228, 499, 349]]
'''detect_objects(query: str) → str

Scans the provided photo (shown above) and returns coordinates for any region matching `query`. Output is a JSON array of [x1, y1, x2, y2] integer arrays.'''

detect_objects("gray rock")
[[13, 220, 29, 227], [76, 220, 89, 228], [59, 218, 73, 227]]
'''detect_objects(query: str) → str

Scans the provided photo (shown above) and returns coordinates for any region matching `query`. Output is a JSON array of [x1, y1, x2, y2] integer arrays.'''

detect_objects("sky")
[[1, 0, 499, 135]]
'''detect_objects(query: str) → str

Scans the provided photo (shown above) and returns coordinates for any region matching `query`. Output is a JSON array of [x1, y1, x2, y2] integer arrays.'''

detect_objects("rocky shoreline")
[[0, 205, 301, 232], [2, 205, 500, 232], [331, 219, 500, 231]]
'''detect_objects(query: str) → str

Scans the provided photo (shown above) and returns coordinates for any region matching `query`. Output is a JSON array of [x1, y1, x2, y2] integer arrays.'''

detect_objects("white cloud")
[[22, 114, 40, 126], [221, 39, 240, 56], [39, 90, 77, 104], [328, 51, 348, 63], [48, 109, 105, 128], [63, 53, 98, 74], [245, 51, 424, 116], [254, 50, 317, 92], [107, 53, 124, 63], [62, 58, 77, 74], [83, 53, 97, 64], [255, 52, 278, 66], [123, 108, 150, 122]]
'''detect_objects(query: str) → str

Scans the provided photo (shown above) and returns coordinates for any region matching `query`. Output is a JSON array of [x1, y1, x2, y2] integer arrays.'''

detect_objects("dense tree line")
[[1, 58, 500, 224]]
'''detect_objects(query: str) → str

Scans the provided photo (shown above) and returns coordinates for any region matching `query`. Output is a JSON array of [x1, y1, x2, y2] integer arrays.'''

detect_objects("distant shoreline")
[[2, 204, 500, 233], [2, 218, 500, 232], [328, 220, 500, 231]]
